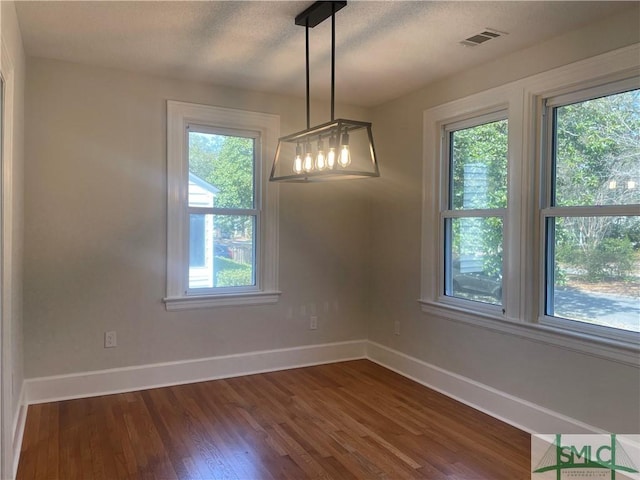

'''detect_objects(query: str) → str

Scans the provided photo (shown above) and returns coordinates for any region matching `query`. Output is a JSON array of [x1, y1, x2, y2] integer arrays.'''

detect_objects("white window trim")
[[420, 44, 640, 366], [421, 86, 524, 323], [165, 101, 280, 310]]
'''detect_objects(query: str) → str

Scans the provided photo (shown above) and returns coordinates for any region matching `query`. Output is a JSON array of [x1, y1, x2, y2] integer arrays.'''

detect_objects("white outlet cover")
[[104, 331, 117, 348]]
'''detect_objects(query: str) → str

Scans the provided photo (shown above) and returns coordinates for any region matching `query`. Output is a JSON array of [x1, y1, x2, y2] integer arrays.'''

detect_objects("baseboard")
[[365, 341, 604, 435], [12, 384, 26, 479], [25, 340, 367, 405]]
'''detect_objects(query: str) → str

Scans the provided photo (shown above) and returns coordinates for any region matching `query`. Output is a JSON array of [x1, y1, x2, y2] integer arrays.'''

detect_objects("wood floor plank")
[[188, 382, 280, 480], [17, 360, 531, 479]]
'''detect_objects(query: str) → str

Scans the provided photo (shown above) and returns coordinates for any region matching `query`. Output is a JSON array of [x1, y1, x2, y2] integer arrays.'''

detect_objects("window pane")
[[188, 131, 255, 209], [553, 89, 640, 207], [445, 217, 503, 306], [450, 119, 508, 210], [189, 214, 256, 289], [548, 216, 640, 332], [189, 214, 206, 267]]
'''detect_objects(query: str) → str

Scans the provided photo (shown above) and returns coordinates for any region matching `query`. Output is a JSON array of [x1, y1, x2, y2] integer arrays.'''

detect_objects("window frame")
[[420, 45, 640, 366], [440, 110, 509, 316], [539, 78, 640, 344], [165, 101, 280, 310]]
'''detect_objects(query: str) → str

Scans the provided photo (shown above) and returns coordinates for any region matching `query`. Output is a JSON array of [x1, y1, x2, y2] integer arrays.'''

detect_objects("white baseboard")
[[12, 384, 26, 479], [366, 341, 603, 435], [25, 340, 367, 405]]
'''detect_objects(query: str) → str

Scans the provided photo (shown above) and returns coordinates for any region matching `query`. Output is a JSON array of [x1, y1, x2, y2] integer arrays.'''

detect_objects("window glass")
[[186, 129, 257, 291], [189, 214, 206, 267], [548, 216, 639, 332], [450, 119, 508, 210], [187, 214, 256, 289], [188, 131, 255, 209], [446, 217, 503, 305], [553, 90, 640, 207]]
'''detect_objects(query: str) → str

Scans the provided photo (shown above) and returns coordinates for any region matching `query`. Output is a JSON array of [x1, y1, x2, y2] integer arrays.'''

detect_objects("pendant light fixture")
[[269, 1, 380, 182]]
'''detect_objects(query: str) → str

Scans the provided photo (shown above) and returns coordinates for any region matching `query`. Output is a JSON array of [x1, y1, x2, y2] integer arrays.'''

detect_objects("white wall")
[[24, 57, 372, 378], [0, 1, 25, 476], [368, 7, 640, 433]]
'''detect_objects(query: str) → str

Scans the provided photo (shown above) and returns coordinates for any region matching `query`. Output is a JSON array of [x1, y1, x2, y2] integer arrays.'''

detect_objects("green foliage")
[[558, 237, 635, 281], [555, 90, 640, 207], [585, 238, 635, 281], [212, 137, 254, 209], [213, 256, 252, 287], [554, 263, 567, 287], [216, 268, 252, 287]]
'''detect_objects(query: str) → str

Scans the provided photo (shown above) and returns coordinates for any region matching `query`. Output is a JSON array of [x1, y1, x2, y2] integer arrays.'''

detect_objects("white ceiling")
[[15, 1, 634, 107]]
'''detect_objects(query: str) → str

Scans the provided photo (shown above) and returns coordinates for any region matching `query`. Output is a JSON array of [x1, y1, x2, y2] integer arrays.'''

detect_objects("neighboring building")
[[188, 172, 218, 288]]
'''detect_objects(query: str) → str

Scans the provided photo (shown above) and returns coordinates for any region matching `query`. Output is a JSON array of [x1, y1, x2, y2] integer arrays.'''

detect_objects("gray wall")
[[24, 58, 371, 377], [368, 7, 640, 433]]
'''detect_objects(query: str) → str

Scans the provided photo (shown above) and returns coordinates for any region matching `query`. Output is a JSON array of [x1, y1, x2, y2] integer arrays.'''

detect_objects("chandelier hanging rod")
[[296, 1, 346, 129]]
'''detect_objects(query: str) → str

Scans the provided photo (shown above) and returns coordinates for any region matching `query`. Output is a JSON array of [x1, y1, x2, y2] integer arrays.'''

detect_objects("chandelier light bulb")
[[628, 180, 636, 189], [608, 180, 617, 190], [316, 140, 327, 170], [338, 131, 351, 168], [327, 136, 336, 169], [327, 148, 336, 169], [293, 144, 303, 174], [303, 143, 314, 172]]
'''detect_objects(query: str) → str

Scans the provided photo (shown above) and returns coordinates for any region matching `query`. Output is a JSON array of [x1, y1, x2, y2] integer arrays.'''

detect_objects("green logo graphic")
[[533, 434, 639, 480]]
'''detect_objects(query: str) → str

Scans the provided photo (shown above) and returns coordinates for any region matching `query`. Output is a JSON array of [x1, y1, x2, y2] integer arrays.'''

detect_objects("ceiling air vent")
[[460, 29, 507, 47]]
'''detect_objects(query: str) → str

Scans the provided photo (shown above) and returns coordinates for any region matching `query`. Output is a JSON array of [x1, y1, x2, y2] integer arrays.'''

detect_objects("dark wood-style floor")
[[17, 360, 531, 479]]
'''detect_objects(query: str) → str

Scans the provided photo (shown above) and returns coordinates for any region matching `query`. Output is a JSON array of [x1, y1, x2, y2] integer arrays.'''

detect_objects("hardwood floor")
[[17, 360, 531, 479]]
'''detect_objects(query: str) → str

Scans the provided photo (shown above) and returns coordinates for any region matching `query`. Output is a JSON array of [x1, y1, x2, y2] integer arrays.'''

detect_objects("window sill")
[[164, 291, 281, 311], [419, 299, 640, 367]]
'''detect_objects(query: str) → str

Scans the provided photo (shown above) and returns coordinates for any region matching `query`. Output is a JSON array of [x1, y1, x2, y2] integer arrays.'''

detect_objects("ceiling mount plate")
[[295, 1, 347, 28]]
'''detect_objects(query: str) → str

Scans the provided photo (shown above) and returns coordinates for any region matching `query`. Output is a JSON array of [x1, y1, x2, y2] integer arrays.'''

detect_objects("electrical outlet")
[[310, 316, 318, 330], [104, 331, 117, 348], [394, 320, 400, 336]]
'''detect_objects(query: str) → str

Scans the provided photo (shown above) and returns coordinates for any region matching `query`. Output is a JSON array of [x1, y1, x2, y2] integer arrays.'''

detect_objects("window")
[[165, 101, 280, 310], [421, 46, 639, 363], [541, 80, 640, 340], [442, 112, 508, 311], [187, 128, 258, 290]]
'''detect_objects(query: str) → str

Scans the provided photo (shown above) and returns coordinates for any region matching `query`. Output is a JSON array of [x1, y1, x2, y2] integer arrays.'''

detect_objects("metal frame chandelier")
[[269, 1, 380, 182]]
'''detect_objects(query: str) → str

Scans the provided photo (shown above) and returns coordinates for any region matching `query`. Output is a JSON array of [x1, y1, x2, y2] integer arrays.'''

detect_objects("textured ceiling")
[[15, 1, 634, 107]]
